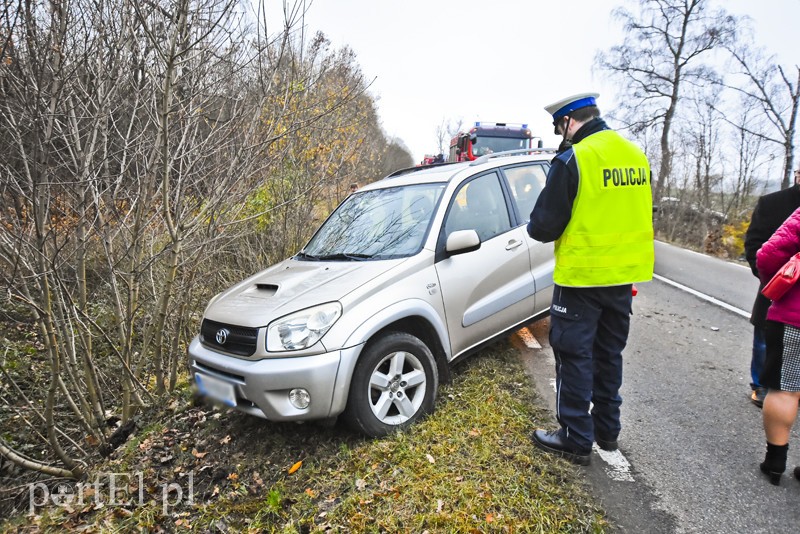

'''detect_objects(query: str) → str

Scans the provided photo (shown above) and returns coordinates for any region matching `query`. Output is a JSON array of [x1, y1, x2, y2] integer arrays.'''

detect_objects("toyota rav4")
[[188, 150, 556, 437]]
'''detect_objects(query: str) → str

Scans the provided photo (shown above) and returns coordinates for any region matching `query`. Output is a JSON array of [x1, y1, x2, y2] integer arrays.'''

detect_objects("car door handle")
[[505, 239, 523, 250]]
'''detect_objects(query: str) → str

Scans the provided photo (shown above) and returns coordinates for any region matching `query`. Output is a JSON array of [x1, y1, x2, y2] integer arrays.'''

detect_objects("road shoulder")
[[512, 318, 678, 534]]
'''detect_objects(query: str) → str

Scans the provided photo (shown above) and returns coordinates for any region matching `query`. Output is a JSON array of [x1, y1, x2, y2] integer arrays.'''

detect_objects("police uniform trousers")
[[548, 283, 632, 451]]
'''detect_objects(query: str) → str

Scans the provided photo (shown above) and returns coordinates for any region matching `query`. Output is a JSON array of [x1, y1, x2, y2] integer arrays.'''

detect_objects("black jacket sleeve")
[[527, 118, 608, 243], [527, 152, 577, 243], [745, 185, 800, 278], [744, 197, 769, 277], [743, 184, 800, 326]]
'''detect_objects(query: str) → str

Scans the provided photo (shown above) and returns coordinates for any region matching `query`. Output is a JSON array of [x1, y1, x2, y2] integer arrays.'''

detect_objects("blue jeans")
[[751, 326, 766, 389]]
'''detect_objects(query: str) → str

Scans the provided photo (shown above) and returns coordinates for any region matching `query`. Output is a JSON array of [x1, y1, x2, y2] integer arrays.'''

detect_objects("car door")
[[502, 162, 555, 316], [434, 171, 537, 358]]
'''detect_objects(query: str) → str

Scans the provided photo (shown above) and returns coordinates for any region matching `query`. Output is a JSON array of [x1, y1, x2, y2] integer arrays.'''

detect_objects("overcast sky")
[[298, 0, 799, 163]]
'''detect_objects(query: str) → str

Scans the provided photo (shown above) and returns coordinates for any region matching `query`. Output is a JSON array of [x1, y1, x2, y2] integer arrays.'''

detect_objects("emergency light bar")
[[474, 121, 528, 129]]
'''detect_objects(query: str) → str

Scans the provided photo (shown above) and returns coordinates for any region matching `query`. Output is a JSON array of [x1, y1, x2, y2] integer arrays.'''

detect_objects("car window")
[[504, 164, 548, 222], [302, 184, 444, 260], [474, 136, 533, 155], [444, 172, 511, 242]]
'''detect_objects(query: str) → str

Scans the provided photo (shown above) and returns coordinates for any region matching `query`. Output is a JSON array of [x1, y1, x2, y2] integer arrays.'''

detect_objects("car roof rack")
[[386, 161, 457, 178], [469, 148, 558, 166]]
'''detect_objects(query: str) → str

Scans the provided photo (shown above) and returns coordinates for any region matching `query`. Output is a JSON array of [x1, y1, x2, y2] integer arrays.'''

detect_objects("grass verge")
[[3, 340, 608, 533]]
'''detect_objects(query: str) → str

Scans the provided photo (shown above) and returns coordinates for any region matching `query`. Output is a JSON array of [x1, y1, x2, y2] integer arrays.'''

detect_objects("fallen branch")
[[0, 436, 78, 479]]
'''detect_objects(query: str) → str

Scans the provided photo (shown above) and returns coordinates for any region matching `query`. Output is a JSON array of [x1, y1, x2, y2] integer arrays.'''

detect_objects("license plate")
[[195, 373, 237, 407]]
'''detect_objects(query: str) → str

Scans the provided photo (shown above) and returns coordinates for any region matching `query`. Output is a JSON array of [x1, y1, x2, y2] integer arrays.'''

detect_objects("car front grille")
[[200, 319, 258, 356]]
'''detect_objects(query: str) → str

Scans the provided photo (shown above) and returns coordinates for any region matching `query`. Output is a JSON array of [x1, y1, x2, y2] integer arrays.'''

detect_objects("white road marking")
[[652, 273, 750, 319], [595, 446, 635, 482], [516, 326, 542, 349]]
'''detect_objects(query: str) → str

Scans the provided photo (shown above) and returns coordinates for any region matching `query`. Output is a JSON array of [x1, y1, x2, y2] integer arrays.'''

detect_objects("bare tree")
[[382, 138, 415, 174], [424, 118, 466, 162], [724, 93, 772, 211], [0, 0, 409, 481], [724, 32, 800, 190], [684, 90, 722, 210], [434, 117, 457, 157], [596, 0, 735, 202]]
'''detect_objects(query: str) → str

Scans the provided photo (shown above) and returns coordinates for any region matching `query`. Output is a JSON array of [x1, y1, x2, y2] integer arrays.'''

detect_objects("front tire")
[[344, 332, 438, 437]]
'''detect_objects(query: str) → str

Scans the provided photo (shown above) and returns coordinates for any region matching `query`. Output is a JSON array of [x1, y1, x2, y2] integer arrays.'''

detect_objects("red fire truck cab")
[[449, 122, 537, 162]]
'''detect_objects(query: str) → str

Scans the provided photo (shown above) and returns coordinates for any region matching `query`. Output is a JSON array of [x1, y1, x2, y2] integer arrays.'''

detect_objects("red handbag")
[[762, 252, 800, 301]]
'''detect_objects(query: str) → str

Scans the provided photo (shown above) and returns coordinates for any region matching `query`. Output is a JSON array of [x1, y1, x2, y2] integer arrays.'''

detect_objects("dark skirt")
[[763, 320, 800, 392]]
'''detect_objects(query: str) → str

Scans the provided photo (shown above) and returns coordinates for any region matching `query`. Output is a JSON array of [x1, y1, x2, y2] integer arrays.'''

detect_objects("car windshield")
[[300, 184, 445, 260], [472, 136, 529, 156]]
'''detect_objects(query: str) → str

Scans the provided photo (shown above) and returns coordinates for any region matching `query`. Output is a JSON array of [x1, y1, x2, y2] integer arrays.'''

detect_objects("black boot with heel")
[[760, 442, 788, 486]]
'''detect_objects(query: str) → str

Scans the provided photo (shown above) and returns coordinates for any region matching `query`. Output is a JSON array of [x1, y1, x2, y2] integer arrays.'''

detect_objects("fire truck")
[[448, 122, 536, 162], [418, 153, 445, 166]]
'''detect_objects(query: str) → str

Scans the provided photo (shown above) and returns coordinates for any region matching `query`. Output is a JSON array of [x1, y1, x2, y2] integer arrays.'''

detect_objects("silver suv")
[[188, 151, 555, 437]]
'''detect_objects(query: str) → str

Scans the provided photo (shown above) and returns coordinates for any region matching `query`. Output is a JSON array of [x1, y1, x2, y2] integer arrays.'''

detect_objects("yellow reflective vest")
[[554, 130, 654, 287]]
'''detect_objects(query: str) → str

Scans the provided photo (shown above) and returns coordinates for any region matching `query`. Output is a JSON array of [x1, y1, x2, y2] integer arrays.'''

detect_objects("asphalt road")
[[516, 240, 800, 534]]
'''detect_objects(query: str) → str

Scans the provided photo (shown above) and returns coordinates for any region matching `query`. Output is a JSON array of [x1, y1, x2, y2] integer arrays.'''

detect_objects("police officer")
[[527, 93, 654, 465]]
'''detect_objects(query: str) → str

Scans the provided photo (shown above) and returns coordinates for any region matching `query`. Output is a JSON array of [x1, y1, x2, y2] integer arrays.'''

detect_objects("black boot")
[[532, 429, 591, 466], [760, 442, 788, 486]]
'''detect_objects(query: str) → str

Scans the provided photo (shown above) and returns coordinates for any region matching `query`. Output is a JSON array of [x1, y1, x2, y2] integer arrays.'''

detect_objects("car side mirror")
[[446, 229, 480, 255]]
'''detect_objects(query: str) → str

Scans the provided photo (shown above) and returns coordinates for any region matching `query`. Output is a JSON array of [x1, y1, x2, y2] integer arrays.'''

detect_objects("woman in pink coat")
[[756, 206, 800, 485]]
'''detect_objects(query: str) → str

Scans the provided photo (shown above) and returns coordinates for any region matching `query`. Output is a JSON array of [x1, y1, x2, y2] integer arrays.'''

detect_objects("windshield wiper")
[[295, 251, 321, 261], [315, 253, 372, 261]]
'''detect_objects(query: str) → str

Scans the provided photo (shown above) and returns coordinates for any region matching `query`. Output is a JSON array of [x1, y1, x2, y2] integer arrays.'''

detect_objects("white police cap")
[[545, 92, 600, 121]]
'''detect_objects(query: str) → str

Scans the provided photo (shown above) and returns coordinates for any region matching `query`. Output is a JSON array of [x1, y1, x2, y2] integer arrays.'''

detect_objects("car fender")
[[327, 297, 451, 416]]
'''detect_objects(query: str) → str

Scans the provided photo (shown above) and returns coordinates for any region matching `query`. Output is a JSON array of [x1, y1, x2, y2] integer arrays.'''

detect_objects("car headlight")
[[266, 302, 342, 352]]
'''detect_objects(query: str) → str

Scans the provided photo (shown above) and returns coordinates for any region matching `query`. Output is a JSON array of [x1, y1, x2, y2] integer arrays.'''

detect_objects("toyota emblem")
[[215, 328, 230, 345]]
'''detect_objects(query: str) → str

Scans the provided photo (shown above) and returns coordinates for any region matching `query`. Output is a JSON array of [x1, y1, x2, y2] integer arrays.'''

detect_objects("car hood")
[[203, 257, 407, 328]]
